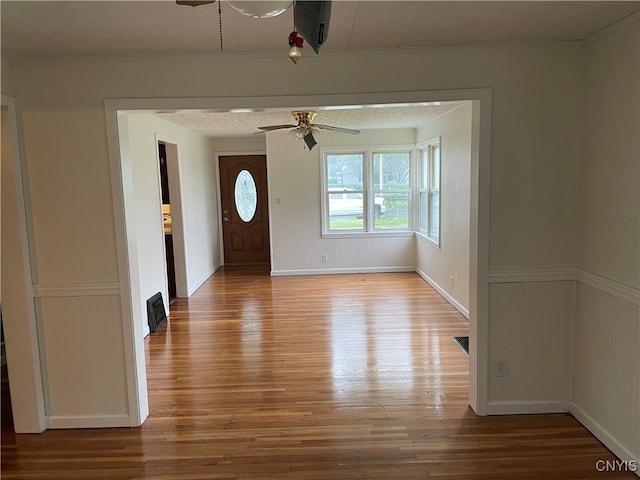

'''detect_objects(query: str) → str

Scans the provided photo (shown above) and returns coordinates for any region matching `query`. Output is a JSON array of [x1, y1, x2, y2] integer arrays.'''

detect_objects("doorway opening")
[[106, 89, 491, 426], [158, 142, 177, 303]]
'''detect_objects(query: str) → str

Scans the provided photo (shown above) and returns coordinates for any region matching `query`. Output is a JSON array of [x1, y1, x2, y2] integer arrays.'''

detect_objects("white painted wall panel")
[[573, 284, 639, 461], [573, 12, 640, 465], [38, 295, 129, 420], [579, 13, 639, 289], [488, 281, 574, 405], [416, 103, 472, 312], [20, 109, 119, 285]]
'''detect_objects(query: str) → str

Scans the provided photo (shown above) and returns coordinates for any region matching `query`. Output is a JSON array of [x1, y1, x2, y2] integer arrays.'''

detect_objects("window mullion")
[[364, 149, 372, 232]]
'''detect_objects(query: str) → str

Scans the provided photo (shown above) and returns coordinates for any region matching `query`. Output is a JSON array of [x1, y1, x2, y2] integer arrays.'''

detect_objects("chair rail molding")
[[488, 267, 639, 306], [32, 282, 121, 298]]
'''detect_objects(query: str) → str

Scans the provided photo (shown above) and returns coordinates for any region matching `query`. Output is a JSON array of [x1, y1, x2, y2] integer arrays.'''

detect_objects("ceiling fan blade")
[[314, 124, 360, 135], [303, 132, 318, 150], [176, 0, 216, 6], [257, 125, 298, 131], [294, 1, 331, 54]]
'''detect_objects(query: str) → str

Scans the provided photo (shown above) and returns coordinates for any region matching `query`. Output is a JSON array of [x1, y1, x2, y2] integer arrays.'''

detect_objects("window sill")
[[415, 231, 440, 249], [322, 231, 415, 239]]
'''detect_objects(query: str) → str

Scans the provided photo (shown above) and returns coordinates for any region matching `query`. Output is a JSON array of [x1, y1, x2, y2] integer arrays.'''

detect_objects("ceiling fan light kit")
[[258, 111, 359, 151], [226, 0, 292, 18]]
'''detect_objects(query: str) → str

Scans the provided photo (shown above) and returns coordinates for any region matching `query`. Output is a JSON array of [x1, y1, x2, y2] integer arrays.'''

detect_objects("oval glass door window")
[[234, 169, 258, 222]]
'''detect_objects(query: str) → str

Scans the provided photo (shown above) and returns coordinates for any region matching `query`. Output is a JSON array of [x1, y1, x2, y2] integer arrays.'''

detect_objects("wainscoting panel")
[[572, 283, 639, 469], [37, 294, 130, 424]]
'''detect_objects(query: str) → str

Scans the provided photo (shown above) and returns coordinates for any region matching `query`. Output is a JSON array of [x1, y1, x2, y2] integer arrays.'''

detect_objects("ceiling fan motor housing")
[[292, 111, 317, 125]]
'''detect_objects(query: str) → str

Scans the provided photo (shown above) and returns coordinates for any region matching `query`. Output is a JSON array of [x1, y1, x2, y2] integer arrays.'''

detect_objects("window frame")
[[321, 146, 414, 237], [417, 137, 441, 247]]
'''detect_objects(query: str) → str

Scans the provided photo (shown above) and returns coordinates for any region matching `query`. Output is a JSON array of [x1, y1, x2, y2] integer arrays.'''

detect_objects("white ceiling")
[[154, 102, 464, 137], [2, 1, 637, 137], [2, 1, 638, 60]]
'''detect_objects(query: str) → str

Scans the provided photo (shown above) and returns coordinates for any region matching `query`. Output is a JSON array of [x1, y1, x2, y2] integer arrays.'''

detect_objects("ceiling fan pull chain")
[[218, 0, 224, 52]]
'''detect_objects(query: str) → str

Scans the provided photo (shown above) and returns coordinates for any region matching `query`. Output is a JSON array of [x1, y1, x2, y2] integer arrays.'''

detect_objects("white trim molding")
[[270, 266, 415, 277], [33, 282, 121, 298], [488, 267, 576, 284], [570, 403, 640, 478], [575, 269, 640, 306], [487, 400, 570, 415], [415, 268, 469, 319], [488, 267, 639, 306], [187, 264, 221, 297], [46, 414, 131, 429]]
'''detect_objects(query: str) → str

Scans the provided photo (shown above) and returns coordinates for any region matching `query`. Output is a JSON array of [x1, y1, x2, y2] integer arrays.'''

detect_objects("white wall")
[[572, 13, 640, 466], [267, 129, 417, 274], [127, 113, 220, 332], [416, 103, 472, 316], [127, 115, 169, 335], [5, 40, 587, 429], [488, 281, 574, 410], [155, 119, 220, 296], [1, 64, 13, 96], [212, 136, 266, 153]]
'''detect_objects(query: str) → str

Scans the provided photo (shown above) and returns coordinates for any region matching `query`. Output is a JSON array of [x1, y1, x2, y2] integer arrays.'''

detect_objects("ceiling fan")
[[257, 111, 360, 150]]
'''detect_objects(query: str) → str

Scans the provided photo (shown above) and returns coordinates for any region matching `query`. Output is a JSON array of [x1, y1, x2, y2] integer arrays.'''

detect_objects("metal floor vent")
[[453, 336, 469, 356], [147, 292, 167, 333]]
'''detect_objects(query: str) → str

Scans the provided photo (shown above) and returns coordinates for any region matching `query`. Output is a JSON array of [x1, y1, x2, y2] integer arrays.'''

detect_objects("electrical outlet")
[[274, 197, 282, 206], [450, 275, 454, 287], [495, 359, 507, 377], [321, 254, 328, 262]]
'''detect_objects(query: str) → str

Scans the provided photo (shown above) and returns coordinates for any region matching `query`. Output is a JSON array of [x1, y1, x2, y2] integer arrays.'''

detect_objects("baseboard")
[[570, 402, 640, 477], [486, 400, 570, 415], [270, 266, 415, 276], [186, 264, 220, 296], [415, 268, 469, 319], [46, 414, 131, 429]]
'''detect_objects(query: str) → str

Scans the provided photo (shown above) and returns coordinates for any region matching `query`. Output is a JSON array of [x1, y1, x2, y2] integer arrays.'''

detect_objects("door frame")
[[214, 151, 268, 267], [105, 88, 491, 426], [155, 135, 188, 299], [1, 94, 47, 432]]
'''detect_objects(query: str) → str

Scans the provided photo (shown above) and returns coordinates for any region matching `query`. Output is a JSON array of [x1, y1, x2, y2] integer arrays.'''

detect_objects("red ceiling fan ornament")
[[288, 31, 304, 64]]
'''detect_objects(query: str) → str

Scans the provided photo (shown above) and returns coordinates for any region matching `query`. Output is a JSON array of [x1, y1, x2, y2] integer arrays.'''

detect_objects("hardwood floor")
[[1, 267, 633, 479]]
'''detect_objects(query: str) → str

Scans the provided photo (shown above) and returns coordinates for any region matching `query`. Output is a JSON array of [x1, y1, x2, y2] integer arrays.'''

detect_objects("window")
[[323, 149, 411, 234], [326, 152, 365, 231], [418, 139, 440, 244], [373, 152, 410, 230]]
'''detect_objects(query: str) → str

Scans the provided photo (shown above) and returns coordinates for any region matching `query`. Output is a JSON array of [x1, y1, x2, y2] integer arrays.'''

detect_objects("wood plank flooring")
[[1, 267, 633, 479]]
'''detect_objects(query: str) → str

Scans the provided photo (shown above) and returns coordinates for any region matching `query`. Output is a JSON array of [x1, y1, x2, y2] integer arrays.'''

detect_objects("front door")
[[219, 155, 270, 265]]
